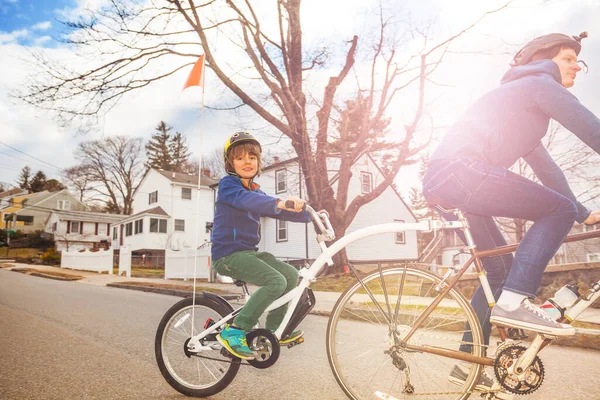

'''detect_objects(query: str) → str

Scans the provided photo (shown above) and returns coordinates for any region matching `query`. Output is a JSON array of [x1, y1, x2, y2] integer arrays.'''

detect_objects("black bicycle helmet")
[[223, 131, 262, 161], [511, 32, 588, 67]]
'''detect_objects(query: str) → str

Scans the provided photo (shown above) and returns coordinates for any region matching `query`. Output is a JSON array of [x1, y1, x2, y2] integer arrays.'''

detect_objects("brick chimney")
[[273, 156, 280, 164], [203, 168, 211, 177]]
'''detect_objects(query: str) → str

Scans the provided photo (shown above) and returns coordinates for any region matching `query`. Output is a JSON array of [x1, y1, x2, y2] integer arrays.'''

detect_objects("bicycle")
[[154, 202, 600, 399]]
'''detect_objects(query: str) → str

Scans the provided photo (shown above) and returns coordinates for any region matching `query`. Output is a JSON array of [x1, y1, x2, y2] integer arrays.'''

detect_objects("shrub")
[[41, 248, 61, 265], [28, 230, 54, 249]]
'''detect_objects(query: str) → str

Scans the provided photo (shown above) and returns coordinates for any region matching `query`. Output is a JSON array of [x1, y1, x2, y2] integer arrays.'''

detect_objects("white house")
[[111, 169, 219, 256], [45, 209, 124, 251], [257, 154, 419, 267]]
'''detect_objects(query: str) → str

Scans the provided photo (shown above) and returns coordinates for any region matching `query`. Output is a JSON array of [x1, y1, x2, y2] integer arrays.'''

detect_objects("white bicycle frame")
[[186, 205, 457, 352]]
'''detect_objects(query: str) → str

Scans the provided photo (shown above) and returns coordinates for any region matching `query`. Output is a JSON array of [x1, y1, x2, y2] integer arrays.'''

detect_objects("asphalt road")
[[1, 269, 599, 400]]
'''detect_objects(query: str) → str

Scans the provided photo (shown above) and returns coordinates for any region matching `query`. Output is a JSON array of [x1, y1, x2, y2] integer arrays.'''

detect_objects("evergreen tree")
[[146, 121, 173, 170], [29, 171, 48, 193], [170, 132, 191, 172], [17, 166, 31, 191]]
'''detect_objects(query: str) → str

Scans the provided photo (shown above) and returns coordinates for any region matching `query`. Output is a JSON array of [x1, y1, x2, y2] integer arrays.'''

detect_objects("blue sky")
[[0, 0, 73, 46]]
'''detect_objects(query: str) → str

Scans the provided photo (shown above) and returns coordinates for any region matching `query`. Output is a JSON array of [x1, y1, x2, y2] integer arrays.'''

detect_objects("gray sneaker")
[[490, 299, 575, 336], [448, 362, 494, 391]]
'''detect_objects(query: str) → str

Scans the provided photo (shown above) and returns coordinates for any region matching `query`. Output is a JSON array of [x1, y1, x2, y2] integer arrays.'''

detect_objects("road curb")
[[11, 267, 83, 281], [106, 282, 242, 300]]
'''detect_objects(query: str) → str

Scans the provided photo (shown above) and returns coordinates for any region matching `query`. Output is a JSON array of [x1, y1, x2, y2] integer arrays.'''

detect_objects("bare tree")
[[18, 0, 511, 271], [63, 165, 93, 202], [70, 136, 147, 214]]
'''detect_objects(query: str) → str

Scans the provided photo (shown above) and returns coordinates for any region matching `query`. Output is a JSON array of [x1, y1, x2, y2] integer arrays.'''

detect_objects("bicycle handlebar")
[[282, 200, 335, 240]]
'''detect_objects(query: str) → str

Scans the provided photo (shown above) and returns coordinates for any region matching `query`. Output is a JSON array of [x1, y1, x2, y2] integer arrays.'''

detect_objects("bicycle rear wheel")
[[155, 296, 240, 397], [326, 266, 484, 400]]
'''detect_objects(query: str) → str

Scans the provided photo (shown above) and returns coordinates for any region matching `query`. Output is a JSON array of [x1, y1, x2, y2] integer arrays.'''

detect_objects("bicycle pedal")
[[285, 337, 304, 348]]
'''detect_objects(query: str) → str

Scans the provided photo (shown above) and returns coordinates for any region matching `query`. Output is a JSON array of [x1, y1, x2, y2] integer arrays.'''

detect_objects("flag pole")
[[183, 54, 206, 337]]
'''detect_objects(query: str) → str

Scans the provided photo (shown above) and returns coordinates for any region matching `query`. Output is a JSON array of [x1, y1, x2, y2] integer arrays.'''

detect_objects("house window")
[[174, 219, 185, 232], [182, 187, 192, 200], [98, 224, 108, 236], [52, 222, 57, 232], [113, 227, 118, 240], [553, 244, 567, 265], [71, 221, 81, 234], [150, 218, 167, 233], [134, 219, 144, 234], [125, 222, 133, 236], [276, 219, 288, 242], [587, 254, 600, 263], [275, 169, 287, 194], [394, 219, 405, 244], [361, 172, 372, 194], [149, 190, 158, 204], [57, 200, 71, 210], [24, 218, 34, 226]]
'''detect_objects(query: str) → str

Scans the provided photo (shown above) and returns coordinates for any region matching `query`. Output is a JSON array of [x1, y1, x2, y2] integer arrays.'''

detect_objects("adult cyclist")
[[422, 32, 600, 390]]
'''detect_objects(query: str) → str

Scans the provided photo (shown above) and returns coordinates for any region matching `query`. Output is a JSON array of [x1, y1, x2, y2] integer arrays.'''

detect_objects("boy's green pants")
[[212, 250, 299, 331]]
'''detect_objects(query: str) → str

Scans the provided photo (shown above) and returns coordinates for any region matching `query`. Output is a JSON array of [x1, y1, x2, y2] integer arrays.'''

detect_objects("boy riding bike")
[[211, 131, 321, 360], [422, 32, 600, 390]]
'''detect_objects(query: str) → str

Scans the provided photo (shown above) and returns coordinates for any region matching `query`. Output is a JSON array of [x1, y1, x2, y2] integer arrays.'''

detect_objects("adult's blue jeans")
[[422, 158, 577, 352]]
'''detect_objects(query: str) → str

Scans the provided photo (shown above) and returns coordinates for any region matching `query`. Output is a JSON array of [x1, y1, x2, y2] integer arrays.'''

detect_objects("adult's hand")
[[583, 210, 600, 225]]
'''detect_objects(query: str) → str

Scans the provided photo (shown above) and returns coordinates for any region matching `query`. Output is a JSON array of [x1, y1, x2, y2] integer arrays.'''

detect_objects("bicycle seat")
[[234, 279, 246, 287]]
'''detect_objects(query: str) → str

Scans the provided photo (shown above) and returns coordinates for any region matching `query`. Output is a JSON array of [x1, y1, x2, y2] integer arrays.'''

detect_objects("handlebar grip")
[[284, 200, 306, 211]]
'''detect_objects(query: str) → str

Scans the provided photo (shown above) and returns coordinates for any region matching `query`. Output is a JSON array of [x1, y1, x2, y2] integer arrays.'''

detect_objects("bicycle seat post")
[[453, 209, 477, 250]]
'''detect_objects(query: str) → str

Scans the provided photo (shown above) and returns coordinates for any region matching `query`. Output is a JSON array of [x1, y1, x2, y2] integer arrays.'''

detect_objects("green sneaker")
[[279, 329, 304, 344], [217, 325, 255, 360]]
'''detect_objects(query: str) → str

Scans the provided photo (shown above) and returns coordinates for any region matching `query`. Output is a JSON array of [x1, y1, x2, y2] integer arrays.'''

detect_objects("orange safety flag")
[[183, 54, 206, 91]]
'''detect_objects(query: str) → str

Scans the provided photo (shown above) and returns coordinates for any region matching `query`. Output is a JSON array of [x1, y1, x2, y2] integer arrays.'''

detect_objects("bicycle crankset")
[[246, 329, 280, 369], [493, 344, 544, 395]]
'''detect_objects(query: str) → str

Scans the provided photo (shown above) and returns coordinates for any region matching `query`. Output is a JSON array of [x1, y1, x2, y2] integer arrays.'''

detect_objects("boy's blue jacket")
[[431, 59, 600, 222], [211, 175, 311, 261]]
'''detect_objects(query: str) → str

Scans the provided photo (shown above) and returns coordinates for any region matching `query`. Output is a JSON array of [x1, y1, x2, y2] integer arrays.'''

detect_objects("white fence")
[[61, 248, 113, 274], [165, 248, 210, 280], [118, 246, 132, 278]]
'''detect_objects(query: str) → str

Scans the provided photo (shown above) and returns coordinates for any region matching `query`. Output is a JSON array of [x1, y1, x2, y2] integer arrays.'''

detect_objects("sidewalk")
[[4, 262, 600, 349]]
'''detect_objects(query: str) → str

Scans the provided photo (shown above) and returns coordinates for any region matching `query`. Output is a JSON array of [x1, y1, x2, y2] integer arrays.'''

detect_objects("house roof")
[[0, 188, 27, 199], [115, 206, 170, 224], [51, 209, 125, 224], [155, 169, 219, 187], [262, 157, 299, 172]]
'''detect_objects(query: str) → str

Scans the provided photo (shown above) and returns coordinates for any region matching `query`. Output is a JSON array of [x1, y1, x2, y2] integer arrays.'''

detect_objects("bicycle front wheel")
[[327, 266, 484, 400], [155, 296, 240, 397]]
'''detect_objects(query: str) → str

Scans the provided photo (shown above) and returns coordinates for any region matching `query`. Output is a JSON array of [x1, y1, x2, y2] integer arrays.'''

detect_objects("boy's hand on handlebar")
[[277, 196, 305, 212], [584, 210, 600, 225]]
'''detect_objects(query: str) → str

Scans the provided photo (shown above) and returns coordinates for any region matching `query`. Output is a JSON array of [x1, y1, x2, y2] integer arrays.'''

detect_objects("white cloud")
[[32, 21, 51, 31], [4, 0, 19, 4], [34, 35, 51, 46], [0, 29, 28, 45]]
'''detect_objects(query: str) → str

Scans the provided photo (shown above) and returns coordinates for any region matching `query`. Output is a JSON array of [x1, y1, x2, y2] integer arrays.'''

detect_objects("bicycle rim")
[[327, 266, 484, 400], [157, 298, 240, 396]]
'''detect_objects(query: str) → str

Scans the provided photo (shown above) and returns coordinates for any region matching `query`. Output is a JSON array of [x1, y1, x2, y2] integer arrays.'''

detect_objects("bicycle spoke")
[[327, 267, 484, 400]]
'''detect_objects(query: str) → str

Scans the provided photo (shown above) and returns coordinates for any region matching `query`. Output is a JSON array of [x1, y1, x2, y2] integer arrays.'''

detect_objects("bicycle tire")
[[326, 266, 484, 400], [155, 296, 241, 397]]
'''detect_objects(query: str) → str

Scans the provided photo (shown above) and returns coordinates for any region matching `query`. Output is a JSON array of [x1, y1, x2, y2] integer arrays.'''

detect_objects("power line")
[[0, 140, 64, 172]]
